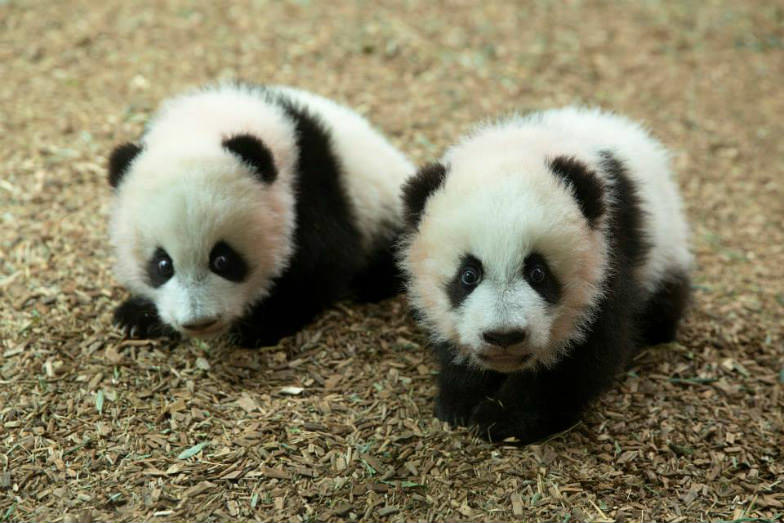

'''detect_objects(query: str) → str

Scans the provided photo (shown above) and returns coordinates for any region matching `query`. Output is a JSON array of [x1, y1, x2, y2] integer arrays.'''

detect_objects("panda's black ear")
[[222, 134, 277, 184], [402, 162, 448, 228], [108, 142, 142, 188], [548, 155, 605, 227]]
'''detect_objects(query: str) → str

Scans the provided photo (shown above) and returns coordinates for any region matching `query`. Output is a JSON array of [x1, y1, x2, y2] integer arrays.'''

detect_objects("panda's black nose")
[[183, 318, 219, 331], [482, 329, 527, 347]]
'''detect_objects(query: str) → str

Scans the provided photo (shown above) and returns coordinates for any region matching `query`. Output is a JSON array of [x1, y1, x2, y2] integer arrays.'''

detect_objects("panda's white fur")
[[401, 106, 692, 372], [109, 83, 413, 342]]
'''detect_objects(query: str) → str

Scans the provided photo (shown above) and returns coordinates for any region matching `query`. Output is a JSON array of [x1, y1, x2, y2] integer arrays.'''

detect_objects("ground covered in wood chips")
[[1, 1, 783, 521]]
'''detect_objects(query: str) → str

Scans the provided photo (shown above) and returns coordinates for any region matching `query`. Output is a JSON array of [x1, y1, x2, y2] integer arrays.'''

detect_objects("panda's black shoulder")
[[598, 149, 651, 270], [261, 89, 364, 278], [272, 94, 337, 176]]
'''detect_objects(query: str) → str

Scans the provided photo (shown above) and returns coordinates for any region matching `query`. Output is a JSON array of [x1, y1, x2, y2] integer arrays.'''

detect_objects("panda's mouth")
[[476, 351, 532, 372]]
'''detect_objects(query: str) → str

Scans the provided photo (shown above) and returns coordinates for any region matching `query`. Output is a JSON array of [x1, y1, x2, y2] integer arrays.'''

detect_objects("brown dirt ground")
[[1, 1, 783, 521]]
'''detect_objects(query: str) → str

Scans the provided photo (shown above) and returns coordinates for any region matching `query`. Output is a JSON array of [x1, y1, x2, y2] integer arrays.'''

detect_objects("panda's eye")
[[157, 256, 173, 278], [447, 254, 483, 307], [529, 265, 545, 284], [524, 253, 551, 289], [209, 241, 248, 282], [147, 247, 174, 287], [212, 254, 229, 273], [524, 252, 562, 304], [460, 265, 482, 287]]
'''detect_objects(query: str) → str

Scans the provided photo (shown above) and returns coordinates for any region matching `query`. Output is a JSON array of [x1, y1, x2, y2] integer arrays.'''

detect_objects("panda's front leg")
[[232, 289, 326, 348], [470, 322, 629, 444], [434, 344, 504, 427], [113, 296, 178, 340], [233, 315, 294, 348], [469, 373, 582, 444]]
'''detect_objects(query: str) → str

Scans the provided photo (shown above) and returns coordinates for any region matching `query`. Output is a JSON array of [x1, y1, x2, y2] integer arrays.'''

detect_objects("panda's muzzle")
[[476, 329, 533, 370]]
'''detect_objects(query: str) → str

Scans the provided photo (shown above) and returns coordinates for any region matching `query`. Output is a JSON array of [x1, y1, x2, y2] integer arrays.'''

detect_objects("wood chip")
[[279, 386, 304, 396], [260, 467, 292, 480], [511, 493, 524, 516]]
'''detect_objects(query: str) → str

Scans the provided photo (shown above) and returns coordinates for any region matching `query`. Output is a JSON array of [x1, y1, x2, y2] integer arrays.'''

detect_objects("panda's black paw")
[[113, 297, 178, 340], [470, 399, 572, 445], [434, 394, 477, 427], [468, 397, 521, 442], [231, 326, 283, 349]]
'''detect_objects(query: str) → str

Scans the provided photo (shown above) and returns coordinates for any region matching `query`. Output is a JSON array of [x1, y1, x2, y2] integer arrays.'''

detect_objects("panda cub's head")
[[108, 127, 296, 338], [400, 126, 610, 373]]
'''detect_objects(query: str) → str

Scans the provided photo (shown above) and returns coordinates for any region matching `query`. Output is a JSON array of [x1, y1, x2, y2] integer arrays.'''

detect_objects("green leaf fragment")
[[2, 503, 16, 522], [178, 441, 208, 459], [96, 389, 104, 415]]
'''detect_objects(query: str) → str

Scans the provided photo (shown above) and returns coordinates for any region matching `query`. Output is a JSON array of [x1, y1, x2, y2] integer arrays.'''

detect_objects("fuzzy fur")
[[109, 83, 413, 346], [400, 106, 692, 443]]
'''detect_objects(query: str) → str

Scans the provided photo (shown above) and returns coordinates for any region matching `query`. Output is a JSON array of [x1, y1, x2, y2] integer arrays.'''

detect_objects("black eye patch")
[[146, 247, 174, 288], [209, 241, 248, 282], [446, 254, 483, 308], [523, 252, 561, 305]]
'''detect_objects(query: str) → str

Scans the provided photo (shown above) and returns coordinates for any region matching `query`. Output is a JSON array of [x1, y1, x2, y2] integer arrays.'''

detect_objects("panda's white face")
[[109, 148, 296, 338], [402, 153, 609, 373], [445, 251, 562, 372]]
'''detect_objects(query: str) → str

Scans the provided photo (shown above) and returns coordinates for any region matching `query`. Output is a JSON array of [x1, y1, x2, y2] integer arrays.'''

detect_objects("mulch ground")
[[1, 1, 782, 521]]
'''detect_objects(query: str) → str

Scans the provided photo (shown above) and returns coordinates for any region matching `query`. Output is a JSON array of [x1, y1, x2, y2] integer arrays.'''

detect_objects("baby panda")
[[400, 107, 692, 443], [108, 83, 413, 347]]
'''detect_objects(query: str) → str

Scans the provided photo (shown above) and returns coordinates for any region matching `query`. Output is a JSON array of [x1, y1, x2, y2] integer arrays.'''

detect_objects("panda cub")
[[400, 107, 692, 443], [108, 83, 413, 347]]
